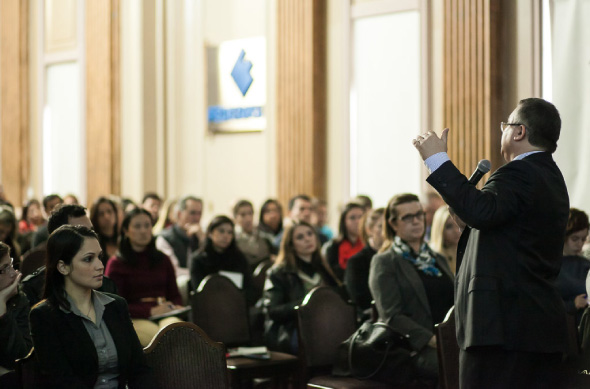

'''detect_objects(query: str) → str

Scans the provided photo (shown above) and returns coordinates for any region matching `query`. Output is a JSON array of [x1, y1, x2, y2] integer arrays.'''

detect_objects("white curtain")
[[551, 0, 590, 214]]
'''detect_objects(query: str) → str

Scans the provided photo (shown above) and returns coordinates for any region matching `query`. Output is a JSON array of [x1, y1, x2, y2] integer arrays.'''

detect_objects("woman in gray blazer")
[[369, 193, 454, 383]]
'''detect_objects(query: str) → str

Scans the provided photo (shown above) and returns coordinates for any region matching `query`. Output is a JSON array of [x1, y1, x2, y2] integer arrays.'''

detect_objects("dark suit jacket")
[[369, 248, 454, 352], [427, 152, 569, 353], [29, 293, 156, 388]]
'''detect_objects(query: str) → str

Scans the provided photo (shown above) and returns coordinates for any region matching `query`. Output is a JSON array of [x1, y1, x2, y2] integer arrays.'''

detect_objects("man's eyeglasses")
[[397, 211, 425, 223], [500, 122, 523, 132], [0, 258, 14, 275]]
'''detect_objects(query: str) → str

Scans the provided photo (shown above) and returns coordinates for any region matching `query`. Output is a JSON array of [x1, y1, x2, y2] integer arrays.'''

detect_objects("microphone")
[[468, 159, 491, 185]]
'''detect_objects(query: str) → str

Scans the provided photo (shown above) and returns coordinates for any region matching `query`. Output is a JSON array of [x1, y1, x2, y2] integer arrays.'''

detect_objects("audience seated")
[[141, 192, 162, 225], [90, 196, 120, 263], [152, 198, 177, 235], [0, 206, 22, 269], [20, 204, 118, 307], [257, 199, 284, 247], [30, 225, 156, 388], [0, 242, 32, 377], [323, 201, 365, 282], [233, 199, 276, 271], [369, 193, 454, 384], [31, 194, 63, 248], [353, 194, 373, 213], [422, 192, 444, 243], [428, 206, 461, 274], [18, 199, 43, 235], [190, 215, 256, 306], [105, 208, 184, 347], [276, 194, 328, 248], [121, 197, 138, 214], [18, 199, 45, 256], [311, 198, 334, 241], [156, 195, 204, 280], [62, 193, 79, 205], [556, 208, 590, 324], [263, 221, 340, 354], [344, 207, 384, 321]]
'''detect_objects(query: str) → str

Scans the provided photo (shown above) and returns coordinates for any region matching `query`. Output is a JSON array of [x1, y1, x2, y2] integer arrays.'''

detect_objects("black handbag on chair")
[[333, 321, 416, 384]]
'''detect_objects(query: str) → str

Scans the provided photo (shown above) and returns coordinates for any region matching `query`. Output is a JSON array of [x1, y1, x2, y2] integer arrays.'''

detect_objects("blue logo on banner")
[[231, 50, 254, 96]]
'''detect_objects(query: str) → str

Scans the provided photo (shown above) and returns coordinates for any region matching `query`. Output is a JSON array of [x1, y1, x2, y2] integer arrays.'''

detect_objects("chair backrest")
[[20, 245, 47, 278], [191, 274, 251, 347], [566, 312, 580, 357], [435, 306, 459, 389], [296, 286, 358, 368], [252, 260, 272, 302], [15, 347, 38, 389], [144, 321, 229, 389]]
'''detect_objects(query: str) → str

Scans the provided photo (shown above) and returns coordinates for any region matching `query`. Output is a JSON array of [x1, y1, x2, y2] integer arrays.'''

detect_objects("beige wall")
[[120, 0, 274, 224], [18, 0, 543, 228]]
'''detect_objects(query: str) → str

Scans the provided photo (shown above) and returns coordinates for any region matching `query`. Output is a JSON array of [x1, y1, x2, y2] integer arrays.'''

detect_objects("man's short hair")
[[142, 192, 162, 204], [566, 208, 590, 237], [42, 194, 63, 211], [233, 199, 253, 218], [288, 194, 311, 211], [48, 204, 88, 234], [177, 196, 203, 212], [516, 98, 561, 153]]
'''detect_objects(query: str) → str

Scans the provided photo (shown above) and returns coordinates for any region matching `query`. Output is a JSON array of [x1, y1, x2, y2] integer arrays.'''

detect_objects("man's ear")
[[57, 260, 70, 276], [514, 125, 527, 141]]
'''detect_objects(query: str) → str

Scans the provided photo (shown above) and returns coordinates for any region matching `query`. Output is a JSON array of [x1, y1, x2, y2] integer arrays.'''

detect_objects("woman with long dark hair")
[[323, 201, 365, 281], [0, 206, 21, 268], [263, 221, 339, 353], [257, 199, 284, 244], [190, 215, 255, 305], [105, 208, 184, 347], [29, 225, 155, 388], [90, 197, 119, 264]]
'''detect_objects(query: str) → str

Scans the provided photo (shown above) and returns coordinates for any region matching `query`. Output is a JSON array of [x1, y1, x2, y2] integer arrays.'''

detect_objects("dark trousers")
[[459, 346, 563, 389]]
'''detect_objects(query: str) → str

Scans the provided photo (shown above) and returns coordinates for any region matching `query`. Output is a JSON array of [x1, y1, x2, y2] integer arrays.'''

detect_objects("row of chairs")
[[25, 272, 578, 388]]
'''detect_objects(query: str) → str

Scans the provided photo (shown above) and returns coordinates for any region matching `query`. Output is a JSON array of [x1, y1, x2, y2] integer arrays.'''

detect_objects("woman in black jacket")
[[263, 221, 339, 354], [190, 215, 255, 305], [344, 207, 385, 321], [29, 225, 155, 388]]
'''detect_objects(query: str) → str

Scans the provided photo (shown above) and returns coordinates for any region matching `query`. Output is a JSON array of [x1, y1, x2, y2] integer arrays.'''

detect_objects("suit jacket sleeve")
[[369, 254, 433, 351], [427, 160, 532, 230]]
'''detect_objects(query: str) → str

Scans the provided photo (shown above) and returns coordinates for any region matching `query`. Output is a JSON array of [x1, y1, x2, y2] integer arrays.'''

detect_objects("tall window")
[[40, 0, 85, 199], [543, 0, 590, 214], [350, 1, 428, 207]]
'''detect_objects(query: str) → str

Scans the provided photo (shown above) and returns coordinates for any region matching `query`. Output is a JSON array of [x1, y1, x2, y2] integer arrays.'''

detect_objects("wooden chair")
[[297, 286, 390, 388], [144, 321, 229, 389], [15, 347, 38, 389], [191, 274, 299, 388], [19, 245, 46, 278], [252, 259, 272, 302], [435, 306, 459, 389]]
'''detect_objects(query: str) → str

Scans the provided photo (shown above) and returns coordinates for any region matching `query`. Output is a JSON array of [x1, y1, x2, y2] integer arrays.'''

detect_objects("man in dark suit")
[[412, 98, 569, 388]]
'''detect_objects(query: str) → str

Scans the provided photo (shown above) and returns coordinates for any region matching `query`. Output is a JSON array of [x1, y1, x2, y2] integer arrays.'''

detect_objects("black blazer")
[[29, 292, 156, 388], [427, 152, 569, 353]]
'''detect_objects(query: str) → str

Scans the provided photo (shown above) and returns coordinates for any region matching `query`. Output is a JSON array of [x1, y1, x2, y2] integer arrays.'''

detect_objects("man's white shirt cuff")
[[424, 152, 450, 174]]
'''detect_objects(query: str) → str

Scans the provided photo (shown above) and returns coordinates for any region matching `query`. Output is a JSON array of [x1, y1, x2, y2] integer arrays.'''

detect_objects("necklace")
[[86, 302, 93, 317]]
